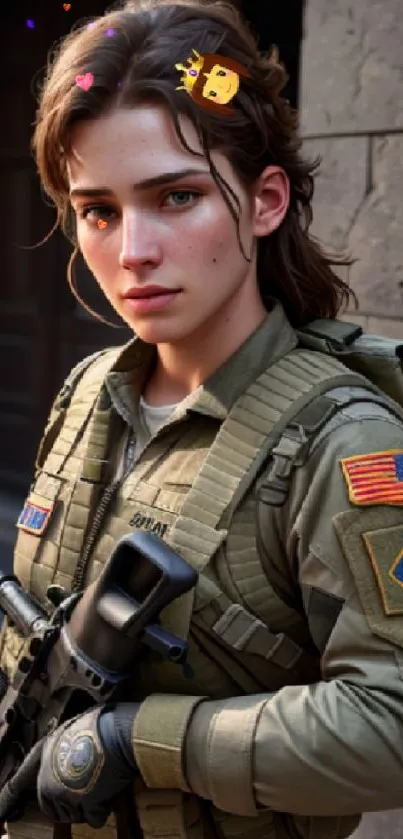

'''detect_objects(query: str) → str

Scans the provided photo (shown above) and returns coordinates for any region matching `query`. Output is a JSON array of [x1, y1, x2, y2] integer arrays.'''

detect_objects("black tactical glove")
[[36, 703, 140, 827]]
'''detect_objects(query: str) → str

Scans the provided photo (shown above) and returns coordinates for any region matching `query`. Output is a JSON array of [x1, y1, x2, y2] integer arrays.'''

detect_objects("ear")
[[252, 166, 290, 238]]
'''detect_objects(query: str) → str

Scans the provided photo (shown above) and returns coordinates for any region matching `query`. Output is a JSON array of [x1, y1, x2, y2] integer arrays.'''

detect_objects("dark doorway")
[[241, 0, 303, 108]]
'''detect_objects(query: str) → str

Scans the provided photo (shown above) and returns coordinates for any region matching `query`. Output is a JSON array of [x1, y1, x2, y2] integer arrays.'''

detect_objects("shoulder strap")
[[35, 347, 121, 473], [298, 316, 403, 408], [162, 349, 379, 640]]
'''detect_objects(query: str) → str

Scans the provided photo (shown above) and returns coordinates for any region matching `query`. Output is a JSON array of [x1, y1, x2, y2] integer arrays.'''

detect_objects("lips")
[[123, 286, 180, 300], [122, 288, 181, 314]]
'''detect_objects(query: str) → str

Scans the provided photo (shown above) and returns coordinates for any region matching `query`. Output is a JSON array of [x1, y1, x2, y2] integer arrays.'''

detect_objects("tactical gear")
[[3, 302, 403, 839]]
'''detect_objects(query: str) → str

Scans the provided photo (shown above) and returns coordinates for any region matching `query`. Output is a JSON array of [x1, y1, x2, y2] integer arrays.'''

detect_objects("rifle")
[[0, 531, 197, 824]]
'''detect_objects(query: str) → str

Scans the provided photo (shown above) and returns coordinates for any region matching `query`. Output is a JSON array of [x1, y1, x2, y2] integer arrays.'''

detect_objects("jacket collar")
[[105, 300, 298, 425]]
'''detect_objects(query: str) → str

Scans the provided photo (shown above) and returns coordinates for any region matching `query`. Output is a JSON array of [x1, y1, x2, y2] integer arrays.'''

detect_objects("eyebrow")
[[69, 167, 211, 199]]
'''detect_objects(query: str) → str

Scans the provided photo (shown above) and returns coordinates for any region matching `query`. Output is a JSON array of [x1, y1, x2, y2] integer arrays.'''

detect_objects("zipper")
[[71, 431, 137, 593]]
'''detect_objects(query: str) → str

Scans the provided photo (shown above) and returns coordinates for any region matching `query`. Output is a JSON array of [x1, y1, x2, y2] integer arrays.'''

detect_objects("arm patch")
[[363, 524, 403, 616], [340, 450, 403, 506], [334, 507, 403, 648]]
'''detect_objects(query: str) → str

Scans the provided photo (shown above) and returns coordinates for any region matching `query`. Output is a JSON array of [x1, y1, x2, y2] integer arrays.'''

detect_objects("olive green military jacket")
[[3, 301, 403, 839]]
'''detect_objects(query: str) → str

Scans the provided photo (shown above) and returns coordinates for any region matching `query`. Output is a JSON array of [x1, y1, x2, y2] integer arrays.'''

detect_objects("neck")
[[142, 289, 268, 407]]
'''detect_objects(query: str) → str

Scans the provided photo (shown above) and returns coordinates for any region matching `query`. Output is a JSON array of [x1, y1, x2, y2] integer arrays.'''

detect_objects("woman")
[[2, 1, 403, 839]]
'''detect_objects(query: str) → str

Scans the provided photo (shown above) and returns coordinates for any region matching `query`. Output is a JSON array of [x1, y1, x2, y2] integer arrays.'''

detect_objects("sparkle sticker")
[[97, 219, 108, 230], [26, 19, 35, 29], [75, 73, 94, 91], [175, 49, 250, 115], [63, 3, 71, 9]]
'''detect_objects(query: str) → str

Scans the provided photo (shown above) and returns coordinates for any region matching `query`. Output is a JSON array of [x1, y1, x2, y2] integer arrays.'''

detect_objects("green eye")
[[209, 91, 217, 97], [217, 70, 226, 76]]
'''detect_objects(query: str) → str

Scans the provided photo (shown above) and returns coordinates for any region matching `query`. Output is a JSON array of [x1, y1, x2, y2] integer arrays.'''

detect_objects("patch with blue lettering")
[[17, 501, 52, 535]]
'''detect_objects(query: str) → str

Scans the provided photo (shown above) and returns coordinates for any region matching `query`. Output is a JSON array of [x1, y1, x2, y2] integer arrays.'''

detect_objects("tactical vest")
[[4, 320, 403, 839]]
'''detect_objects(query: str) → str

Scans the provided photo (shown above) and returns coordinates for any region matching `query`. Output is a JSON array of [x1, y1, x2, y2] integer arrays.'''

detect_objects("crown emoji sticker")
[[175, 50, 251, 115]]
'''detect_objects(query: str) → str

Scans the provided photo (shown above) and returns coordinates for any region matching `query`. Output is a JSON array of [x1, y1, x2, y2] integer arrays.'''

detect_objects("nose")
[[119, 210, 162, 270]]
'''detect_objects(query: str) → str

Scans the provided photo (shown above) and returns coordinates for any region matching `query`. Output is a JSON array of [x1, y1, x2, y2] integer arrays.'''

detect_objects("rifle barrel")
[[0, 572, 46, 637]]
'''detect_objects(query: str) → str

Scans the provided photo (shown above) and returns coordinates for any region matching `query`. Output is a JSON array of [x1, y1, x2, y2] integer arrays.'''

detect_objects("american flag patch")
[[340, 450, 403, 506], [17, 501, 52, 535]]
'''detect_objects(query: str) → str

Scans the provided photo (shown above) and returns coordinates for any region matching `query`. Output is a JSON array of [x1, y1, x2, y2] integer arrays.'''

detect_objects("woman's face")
[[67, 103, 287, 346]]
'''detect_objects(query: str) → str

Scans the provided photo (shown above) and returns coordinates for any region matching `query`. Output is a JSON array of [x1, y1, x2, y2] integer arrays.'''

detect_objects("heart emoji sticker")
[[75, 73, 94, 92], [63, 3, 71, 9]]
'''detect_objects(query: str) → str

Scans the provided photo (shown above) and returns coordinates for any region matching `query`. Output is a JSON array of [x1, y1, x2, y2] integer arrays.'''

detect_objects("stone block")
[[303, 136, 369, 252], [366, 316, 403, 339], [347, 135, 403, 317], [306, 134, 403, 318], [300, 0, 403, 135]]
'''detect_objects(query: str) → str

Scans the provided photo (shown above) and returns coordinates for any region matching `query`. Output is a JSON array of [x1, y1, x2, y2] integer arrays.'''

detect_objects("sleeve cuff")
[[132, 693, 207, 790], [185, 696, 267, 816]]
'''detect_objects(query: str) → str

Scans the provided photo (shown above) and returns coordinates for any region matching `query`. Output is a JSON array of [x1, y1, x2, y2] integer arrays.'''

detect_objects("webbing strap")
[[80, 388, 114, 484], [135, 787, 205, 839], [35, 349, 116, 473], [35, 351, 122, 598], [208, 603, 303, 668], [190, 574, 319, 693], [161, 349, 376, 639], [37, 349, 120, 477]]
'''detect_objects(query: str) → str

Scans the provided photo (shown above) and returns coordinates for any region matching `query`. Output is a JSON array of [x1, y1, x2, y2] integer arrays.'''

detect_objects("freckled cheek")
[[205, 239, 227, 268], [181, 220, 230, 268], [183, 240, 223, 269], [184, 203, 235, 252]]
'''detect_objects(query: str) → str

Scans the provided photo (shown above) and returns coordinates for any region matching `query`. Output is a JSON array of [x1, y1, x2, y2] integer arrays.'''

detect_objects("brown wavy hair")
[[31, 0, 357, 327]]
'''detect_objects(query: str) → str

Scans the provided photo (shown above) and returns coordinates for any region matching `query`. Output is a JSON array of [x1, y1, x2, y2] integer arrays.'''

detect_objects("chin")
[[128, 318, 192, 346]]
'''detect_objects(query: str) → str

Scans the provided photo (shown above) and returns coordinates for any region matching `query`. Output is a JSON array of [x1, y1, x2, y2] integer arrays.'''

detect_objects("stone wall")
[[299, 1, 403, 835], [300, 0, 403, 340]]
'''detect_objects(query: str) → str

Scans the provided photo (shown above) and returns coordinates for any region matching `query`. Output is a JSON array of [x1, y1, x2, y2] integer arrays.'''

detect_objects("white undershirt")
[[139, 395, 179, 437], [113, 395, 181, 482]]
